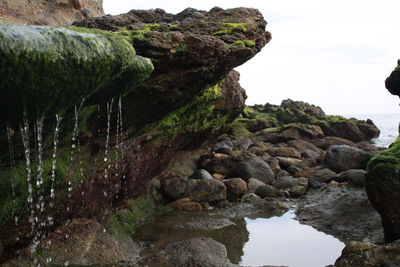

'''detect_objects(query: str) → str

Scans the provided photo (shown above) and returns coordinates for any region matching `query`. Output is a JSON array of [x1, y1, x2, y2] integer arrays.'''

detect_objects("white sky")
[[103, 0, 400, 115]]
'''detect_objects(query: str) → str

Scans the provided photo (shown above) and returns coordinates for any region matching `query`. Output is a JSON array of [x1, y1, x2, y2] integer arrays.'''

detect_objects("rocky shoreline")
[[1, 2, 400, 266]]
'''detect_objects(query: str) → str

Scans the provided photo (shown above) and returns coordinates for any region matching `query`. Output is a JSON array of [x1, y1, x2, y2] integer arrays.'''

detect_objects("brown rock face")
[[0, 0, 104, 26]]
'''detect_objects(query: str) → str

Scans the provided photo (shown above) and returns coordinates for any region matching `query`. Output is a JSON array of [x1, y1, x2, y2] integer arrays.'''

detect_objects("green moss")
[[232, 40, 255, 48], [109, 194, 171, 238], [367, 135, 400, 187], [230, 119, 252, 137], [213, 23, 248, 35], [0, 24, 153, 126], [154, 79, 229, 138]]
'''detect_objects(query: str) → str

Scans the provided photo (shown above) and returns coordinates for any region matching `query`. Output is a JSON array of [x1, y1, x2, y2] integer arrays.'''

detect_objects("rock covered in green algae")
[[366, 136, 400, 242], [0, 24, 153, 126], [385, 64, 400, 97]]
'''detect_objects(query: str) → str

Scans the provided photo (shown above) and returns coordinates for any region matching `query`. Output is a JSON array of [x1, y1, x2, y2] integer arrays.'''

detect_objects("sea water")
[[343, 113, 400, 148]]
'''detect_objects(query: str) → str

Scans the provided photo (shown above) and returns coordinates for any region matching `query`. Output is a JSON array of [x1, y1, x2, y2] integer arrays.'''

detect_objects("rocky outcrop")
[[324, 145, 372, 172], [365, 63, 400, 243], [0, 7, 270, 263], [0, 0, 104, 26]]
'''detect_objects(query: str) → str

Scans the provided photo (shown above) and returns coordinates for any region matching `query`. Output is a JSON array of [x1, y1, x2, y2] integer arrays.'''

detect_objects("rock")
[[0, 24, 153, 125], [310, 168, 338, 183], [163, 177, 226, 203], [199, 152, 245, 176], [265, 146, 301, 158], [223, 178, 248, 202], [228, 157, 275, 184], [266, 157, 281, 174], [241, 193, 262, 204], [336, 169, 365, 187], [189, 169, 214, 180], [324, 145, 372, 172], [366, 136, 400, 242], [357, 141, 383, 152], [313, 136, 358, 150], [334, 240, 400, 267], [276, 157, 303, 169], [308, 178, 324, 189], [0, 0, 104, 26], [212, 173, 225, 180], [289, 186, 306, 198], [281, 123, 324, 140], [247, 178, 267, 193], [287, 139, 324, 160], [385, 64, 400, 97], [168, 198, 203, 212], [273, 176, 297, 190], [296, 185, 384, 244], [255, 185, 284, 198], [168, 150, 205, 177], [233, 137, 253, 150], [296, 177, 309, 188], [142, 237, 235, 267]]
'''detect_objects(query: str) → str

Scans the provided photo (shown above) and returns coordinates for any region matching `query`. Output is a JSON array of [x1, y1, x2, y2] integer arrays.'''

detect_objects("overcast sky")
[[103, 0, 400, 115]]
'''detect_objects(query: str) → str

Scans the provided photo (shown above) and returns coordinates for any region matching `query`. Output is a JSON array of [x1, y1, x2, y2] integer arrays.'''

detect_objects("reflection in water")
[[241, 211, 345, 267]]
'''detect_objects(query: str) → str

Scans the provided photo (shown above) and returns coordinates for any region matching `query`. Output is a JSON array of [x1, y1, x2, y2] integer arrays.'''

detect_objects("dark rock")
[[385, 64, 400, 97], [189, 169, 214, 180], [223, 178, 248, 202], [313, 136, 358, 150], [241, 193, 262, 204], [255, 185, 284, 198], [163, 177, 226, 203], [308, 178, 323, 189], [273, 176, 297, 190], [233, 137, 253, 150], [288, 139, 324, 160], [266, 157, 281, 174], [366, 137, 400, 242], [357, 141, 383, 152], [310, 168, 338, 183], [325, 145, 372, 172], [198, 152, 245, 176], [336, 169, 365, 187], [228, 157, 275, 184], [334, 240, 400, 267], [276, 157, 303, 169]]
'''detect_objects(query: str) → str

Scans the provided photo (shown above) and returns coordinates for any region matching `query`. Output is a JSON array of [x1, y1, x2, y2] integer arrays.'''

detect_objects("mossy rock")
[[366, 135, 400, 242], [0, 24, 153, 126]]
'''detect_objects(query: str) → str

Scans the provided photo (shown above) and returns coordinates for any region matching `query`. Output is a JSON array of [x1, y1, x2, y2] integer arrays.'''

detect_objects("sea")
[[341, 113, 400, 148]]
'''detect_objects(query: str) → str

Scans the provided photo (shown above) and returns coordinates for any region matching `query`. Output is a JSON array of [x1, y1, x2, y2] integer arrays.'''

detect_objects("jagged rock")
[[168, 198, 203, 212], [366, 136, 400, 242], [162, 177, 226, 203], [75, 7, 270, 128], [334, 240, 400, 267], [228, 157, 275, 184], [325, 145, 372, 172], [223, 178, 247, 201], [336, 169, 366, 187], [255, 185, 284, 198], [0, 0, 104, 26], [189, 169, 214, 180]]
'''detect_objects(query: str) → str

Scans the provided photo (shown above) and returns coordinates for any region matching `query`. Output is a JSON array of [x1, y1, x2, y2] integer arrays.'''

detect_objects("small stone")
[[223, 178, 247, 201], [255, 185, 284, 198], [189, 169, 213, 180], [168, 198, 203, 212], [247, 178, 266, 193], [289, 186, 306, 198], [212, 173, 225, 180]]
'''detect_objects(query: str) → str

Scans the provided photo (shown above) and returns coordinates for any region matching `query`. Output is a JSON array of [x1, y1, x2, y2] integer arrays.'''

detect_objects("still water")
[[241, 211, 344, 267]]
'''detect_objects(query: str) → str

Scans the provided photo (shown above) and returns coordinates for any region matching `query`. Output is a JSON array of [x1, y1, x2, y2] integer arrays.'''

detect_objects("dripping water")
[[6, 125, 18, 226], [49, 114, 62, 226], [69, 98, 85, 198]]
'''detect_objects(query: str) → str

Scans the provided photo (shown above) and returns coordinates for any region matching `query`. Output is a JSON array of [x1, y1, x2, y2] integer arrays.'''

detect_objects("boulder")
[[265, 146, 301, 158], [310, 168, 338, 183], [142, 237, 235, 267], [162, 177, 226, 203], [313, 136, 357, 150], [223, 178, 248, 201], [336, 169, 365, 187], [276, 157, 303, 169], [324, 145, 372, 172], [228, 157, 275, 184], [289, 186, 307, 198], [255, 185, 284, 198], [366, 136, 400, 242], [247, 178, 267, 194], [189, 169, 214, 180], [287, 139, 324, 160], [273, 176, 297, 190], [334, 240, 400, 267], [385, 64, 400, 97], [168, 198, 203, 212]]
